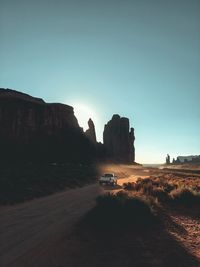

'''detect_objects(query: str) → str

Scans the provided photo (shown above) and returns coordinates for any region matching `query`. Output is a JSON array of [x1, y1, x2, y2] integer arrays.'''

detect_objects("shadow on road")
[[54, 216, 199, 267]]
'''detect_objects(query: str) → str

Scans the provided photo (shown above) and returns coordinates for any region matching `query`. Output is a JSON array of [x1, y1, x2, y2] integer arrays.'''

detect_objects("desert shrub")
[[135, 178, 153, 190], [162, 182, 177, 193], [124, 178, 171, 193], [81, 191, 158, 231], [123, 177, 200, 205], [170, 188, 200, 206], [123, 182, 136, 190], [150, 187, 169, 202]]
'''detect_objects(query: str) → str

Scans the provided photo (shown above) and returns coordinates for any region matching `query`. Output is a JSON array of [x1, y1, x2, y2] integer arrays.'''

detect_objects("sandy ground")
[[0, 164, 199, 267], [167, 208, 200, 260]]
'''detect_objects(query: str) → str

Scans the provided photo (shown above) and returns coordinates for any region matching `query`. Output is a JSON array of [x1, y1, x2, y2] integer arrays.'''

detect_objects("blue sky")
[[0, 0, 200, 163]]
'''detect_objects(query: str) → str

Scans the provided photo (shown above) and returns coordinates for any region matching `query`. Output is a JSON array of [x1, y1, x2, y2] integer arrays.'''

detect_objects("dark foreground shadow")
[[10, 203, 199, 267], [51, 213, 199, 267], [170, 205, 200, 220]]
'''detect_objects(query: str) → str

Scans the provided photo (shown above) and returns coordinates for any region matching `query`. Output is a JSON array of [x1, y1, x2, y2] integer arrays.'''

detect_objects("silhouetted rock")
[[103, 114, 135, 163], [0, 88, 95, 163], [0, 89, 138, 164], [166, 154, 171, 164], [85, 118, 97, 143]]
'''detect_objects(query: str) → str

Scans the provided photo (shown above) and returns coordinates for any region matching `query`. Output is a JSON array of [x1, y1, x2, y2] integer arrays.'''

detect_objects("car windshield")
[[104, 173, 113, 177]]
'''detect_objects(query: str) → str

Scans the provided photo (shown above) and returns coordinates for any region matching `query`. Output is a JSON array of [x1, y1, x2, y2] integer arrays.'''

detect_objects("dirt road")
[[0, 184, 103, 267], [0, 165, 147, 267], [1, 165, 199, 267]]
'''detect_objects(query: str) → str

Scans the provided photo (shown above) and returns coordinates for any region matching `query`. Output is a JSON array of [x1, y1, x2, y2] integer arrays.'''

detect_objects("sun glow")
[[72, 103, 98, 132]]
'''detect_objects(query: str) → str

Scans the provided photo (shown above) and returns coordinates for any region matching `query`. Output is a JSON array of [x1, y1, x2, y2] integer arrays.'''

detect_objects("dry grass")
[[170, 187, 200, 205], [123, 174, 200, 206]]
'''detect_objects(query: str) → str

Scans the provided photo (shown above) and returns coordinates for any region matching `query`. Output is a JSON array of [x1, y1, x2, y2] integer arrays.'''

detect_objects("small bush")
[[170, 188, 200, 206], [81, 191, 158, 231], [150, 187, 169, 202], [123, 182, 136, 190]]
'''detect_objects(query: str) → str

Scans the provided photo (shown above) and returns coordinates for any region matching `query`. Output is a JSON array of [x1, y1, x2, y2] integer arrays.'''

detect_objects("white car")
[[99, 173, 117, 186]]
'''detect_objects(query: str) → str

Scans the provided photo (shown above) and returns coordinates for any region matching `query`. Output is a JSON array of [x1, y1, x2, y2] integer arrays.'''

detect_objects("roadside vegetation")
[[0, 162, 98, 204], [78, 172, 199, 266], [123, 175, 200, 206], [81, 173, 199, 233], [81, 191, 158, 232]]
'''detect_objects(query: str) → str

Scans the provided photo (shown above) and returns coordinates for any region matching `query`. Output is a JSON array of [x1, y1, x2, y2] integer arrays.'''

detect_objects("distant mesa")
[[0, 88, 136, 164], [165, 154, 200, 165], [103, 114, 135, 163], [173, 155, 200, 164]]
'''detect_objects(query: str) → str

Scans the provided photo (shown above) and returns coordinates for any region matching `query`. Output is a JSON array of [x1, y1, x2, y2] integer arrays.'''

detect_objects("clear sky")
[[0, 0, 200, 163]]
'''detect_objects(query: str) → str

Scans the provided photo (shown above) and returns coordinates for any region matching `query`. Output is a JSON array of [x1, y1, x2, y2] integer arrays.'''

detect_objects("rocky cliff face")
[[0, 89, 79, 140], [0, 88, 95, 162], [85, 118, 97, 144], [0, 89, 136, 163], [103, 114, 135, 163]]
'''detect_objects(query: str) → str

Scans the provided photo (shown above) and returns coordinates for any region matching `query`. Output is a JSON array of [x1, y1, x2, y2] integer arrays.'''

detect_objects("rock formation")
[[166, 154, 170, 164], [0, 88, 95, 162], [103, 114, 135, 163], [173, 155, 200, 164], [85, 118, 97, 143], [0, 89, 137, 164]]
